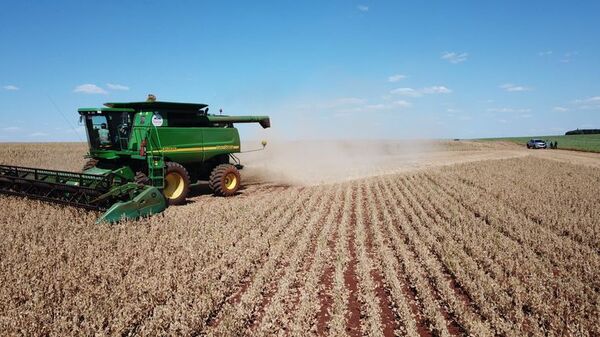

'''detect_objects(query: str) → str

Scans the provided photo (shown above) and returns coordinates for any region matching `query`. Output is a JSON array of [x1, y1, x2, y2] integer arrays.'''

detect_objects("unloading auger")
[[0, 96, 270, 223]]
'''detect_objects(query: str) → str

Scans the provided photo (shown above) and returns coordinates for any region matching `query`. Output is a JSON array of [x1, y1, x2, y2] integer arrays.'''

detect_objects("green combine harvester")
[[0, 97, 270, 223]]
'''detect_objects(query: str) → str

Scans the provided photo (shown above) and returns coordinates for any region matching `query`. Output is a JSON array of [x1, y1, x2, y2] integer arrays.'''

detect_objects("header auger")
[[0, 97, 270, 223]]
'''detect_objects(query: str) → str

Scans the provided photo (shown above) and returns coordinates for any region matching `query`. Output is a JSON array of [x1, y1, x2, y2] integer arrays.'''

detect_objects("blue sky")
[[1, 1, 599, 141]]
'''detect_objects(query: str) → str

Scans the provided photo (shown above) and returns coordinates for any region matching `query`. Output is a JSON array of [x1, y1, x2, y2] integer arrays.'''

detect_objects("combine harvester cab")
[[0, 98, 270, 223]]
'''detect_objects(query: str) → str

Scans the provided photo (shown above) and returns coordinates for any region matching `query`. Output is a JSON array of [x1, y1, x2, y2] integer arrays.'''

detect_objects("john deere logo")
[[152, 113, 164, 127]]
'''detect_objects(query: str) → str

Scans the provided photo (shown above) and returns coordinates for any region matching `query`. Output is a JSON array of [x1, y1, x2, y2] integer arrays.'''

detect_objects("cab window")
[[87, 115, 112, 149]]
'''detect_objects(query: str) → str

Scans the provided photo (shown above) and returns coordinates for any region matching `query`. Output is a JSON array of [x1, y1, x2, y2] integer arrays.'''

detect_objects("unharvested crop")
[[0, 142, 598, 336]]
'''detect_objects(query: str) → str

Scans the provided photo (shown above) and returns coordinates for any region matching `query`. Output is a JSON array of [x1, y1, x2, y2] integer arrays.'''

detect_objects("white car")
[[527, 139, 547, 149]]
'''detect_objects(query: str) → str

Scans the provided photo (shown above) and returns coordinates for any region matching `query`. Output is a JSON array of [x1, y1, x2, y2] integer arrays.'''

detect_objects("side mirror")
[[79, 115, 84, 125]]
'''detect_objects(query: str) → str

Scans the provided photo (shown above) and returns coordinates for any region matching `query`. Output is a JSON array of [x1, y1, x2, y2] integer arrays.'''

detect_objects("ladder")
[[147, 155, 165, 188], [146, 126, 165, 189]]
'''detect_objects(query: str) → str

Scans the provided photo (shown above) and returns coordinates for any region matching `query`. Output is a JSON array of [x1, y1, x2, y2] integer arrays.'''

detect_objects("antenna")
[[47, 95, 84, 142]]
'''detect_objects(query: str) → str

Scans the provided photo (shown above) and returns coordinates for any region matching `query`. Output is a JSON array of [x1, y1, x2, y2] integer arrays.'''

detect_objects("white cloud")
[[357, 5, 369, 12], [74, 84, 108, 94], [500, 83, 532, 92], [390, 88, 422, 97], [2, 126, 21, 131], [575, 96, 600, 104], [538, 51, 553, 56], [421, 86, 452, 94], [3, 85, 19, 91], [574, 96, 600, 110], [327, 97, 367, 107], [361, 100, 411, 111], [106, 83, 130, 91], [487, 107, 531, 113], [560, 51, 578, 63], [519, 114, 533, 118], [364, 104, 386, 110], [553, 106, 568, 112], [29, 132, 48, 137], [441, 51, 468, 64], [334, 99, 410, 115], [392, 100, 411, 108], [321, 97, 367, 113], [387, 74, 406, 82], [391, 86, 452, 96]]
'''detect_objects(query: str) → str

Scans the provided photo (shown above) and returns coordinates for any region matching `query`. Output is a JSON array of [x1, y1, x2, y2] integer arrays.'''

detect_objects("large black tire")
[[209, 164, 241, 197], [82, 159, 99, 172], [163, 162, 191, 205]]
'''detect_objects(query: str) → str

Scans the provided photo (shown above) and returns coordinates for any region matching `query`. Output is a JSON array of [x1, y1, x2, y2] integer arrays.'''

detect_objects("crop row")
[[1, 156, 598, 336]]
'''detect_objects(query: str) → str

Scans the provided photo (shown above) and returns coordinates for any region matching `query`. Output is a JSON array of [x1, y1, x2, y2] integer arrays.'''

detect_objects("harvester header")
[[0, 98, 270, 223]]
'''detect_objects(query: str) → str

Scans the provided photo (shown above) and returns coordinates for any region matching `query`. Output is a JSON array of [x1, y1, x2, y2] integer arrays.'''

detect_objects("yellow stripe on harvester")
[[150, 145, 240, 154]]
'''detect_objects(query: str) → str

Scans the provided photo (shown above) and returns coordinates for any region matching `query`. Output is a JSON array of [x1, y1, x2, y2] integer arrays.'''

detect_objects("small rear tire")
[[163, 162, 191, 205], [209, 164, 241, 197]]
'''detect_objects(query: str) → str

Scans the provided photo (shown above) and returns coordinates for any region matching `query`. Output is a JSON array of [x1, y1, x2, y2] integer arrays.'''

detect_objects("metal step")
[[147, 155, 165, 189]]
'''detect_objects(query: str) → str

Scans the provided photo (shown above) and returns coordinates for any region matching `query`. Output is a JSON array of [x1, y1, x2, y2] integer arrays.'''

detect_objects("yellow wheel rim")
[[224, 172, 238, 190], [164, 172, 185, 199]]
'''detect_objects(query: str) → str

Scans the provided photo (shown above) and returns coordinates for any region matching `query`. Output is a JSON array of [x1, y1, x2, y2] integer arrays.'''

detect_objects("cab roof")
[[78, 107, 135, 113], [103, 101, 208, 111]]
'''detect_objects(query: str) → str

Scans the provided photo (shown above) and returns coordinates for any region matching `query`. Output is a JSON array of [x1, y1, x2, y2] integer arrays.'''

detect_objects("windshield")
[[85, 112, 133, 150]]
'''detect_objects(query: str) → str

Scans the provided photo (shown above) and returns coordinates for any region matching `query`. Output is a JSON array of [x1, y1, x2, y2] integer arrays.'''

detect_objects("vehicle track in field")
[[343, 185, 362, 337], [314, 201, 341, 336]]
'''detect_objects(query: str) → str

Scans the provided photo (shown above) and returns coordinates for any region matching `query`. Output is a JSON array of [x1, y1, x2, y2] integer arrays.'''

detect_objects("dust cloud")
[[238, 138, 437, 185]]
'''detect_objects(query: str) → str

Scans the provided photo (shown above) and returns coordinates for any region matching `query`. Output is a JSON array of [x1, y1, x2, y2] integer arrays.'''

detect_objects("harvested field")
[[1, 142, 599, 336]]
